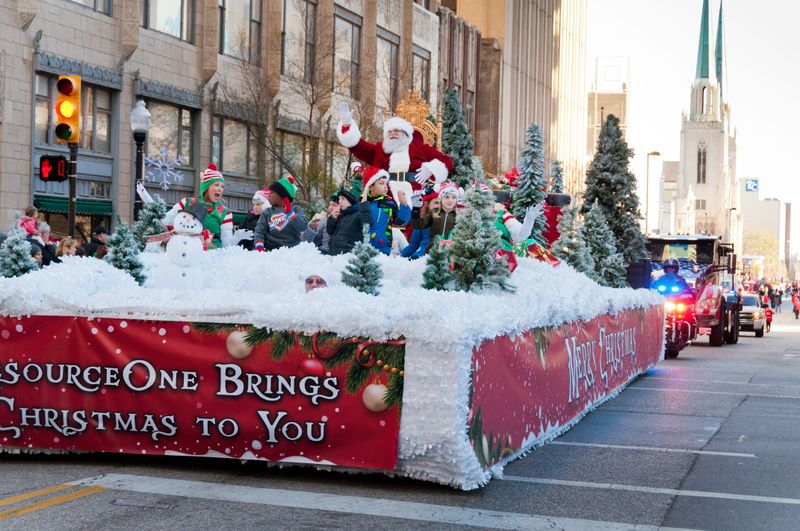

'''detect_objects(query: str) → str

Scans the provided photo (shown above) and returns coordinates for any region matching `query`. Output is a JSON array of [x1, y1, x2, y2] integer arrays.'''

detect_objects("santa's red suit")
[[336, 117, 453, 191]]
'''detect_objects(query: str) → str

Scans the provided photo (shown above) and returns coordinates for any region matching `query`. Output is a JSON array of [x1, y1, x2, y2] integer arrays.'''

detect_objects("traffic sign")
[[39, 155, 68, 182], [745, 179, 759, 192]]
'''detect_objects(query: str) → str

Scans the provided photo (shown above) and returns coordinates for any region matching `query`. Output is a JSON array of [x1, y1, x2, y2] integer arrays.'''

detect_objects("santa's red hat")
[[362, 166, 390, 191]]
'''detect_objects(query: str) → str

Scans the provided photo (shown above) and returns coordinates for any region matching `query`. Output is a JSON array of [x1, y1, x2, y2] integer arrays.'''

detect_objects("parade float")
[[0, 95, 664, 490]]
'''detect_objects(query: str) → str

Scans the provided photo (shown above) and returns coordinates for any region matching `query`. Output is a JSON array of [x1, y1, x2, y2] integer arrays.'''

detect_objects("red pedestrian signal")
[[39, 155, 68, 182], [54, 76, 80, 143]]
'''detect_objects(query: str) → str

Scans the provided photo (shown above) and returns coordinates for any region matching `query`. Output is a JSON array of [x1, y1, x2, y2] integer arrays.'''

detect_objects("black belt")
[[388, 172, 416, 183]]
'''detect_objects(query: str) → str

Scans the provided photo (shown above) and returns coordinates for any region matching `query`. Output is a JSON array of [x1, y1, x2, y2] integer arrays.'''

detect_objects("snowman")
[[148, 202, 206, 289]]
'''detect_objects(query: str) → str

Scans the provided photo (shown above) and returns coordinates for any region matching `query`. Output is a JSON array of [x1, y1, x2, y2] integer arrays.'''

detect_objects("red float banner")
[[468, 306, 665, 468], [0, 316, 405, 471]]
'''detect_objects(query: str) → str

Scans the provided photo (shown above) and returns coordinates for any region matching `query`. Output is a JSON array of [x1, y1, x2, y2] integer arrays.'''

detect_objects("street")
[[1, 303, 799, 530]]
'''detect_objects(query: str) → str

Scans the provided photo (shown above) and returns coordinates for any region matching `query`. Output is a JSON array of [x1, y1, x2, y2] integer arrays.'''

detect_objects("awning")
[[34, 196, 113, 216]]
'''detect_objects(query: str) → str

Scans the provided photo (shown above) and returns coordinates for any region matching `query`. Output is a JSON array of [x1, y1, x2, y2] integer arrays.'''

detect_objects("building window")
[[68, 0, 111, 14], [412, 46, 431, 102], [695, 199, 706, 210], [141, 0, 195, 43], [147, 101, 195, 168], [211, 117, 258, 178], [219, 0, 261, 62], [282, 0, 317, 82], [697, 143, 707, 184], [413, 0, 432, 9], [333, 7, 361, 99], [34, 75, 51, 145], [376, 29, 399, 111], [79, 86, 112, 153]]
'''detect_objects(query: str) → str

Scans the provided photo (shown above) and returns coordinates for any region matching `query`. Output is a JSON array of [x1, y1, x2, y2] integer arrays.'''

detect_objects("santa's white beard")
[[383, 135, 412, 154]]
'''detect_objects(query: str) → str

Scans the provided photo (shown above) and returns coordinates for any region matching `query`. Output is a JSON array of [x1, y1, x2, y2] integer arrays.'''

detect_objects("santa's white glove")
[[231, 229, 253, 245], [415, 166, 433, 184], [338, 101, 352, 126], [136, 181, 154, 205]]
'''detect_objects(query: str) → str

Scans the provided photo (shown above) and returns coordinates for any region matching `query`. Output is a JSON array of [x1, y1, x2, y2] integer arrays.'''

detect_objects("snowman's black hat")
[[179, 201, 208, 226]]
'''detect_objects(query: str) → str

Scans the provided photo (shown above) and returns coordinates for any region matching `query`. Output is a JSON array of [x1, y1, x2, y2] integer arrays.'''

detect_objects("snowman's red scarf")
[[145, 229, 211, 250]]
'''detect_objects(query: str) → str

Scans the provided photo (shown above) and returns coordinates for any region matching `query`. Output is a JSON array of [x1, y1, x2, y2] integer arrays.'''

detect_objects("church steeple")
[[695, 0, 713, 80], [715, 1, 725, 94]]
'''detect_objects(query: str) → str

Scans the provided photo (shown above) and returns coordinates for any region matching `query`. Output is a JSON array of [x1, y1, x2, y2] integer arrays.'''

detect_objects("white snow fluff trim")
[[421, 159, 448, 184], [336, 120, 361, 148], [388, 148, 411, 173], [365, 168, 390, 190], [383, 116, 414, 138]]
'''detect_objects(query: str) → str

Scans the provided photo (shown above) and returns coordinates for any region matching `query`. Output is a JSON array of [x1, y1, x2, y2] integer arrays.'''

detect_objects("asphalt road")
[[2, 302, 800, 530]]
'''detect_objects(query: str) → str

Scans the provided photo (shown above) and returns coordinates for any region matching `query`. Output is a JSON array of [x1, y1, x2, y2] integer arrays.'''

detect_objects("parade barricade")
[[0, 304, 663, 489]]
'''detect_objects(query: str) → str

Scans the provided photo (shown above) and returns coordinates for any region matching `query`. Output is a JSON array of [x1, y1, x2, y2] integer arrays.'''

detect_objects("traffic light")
[[39, 155, 68, 183], [54, 75, 80, 143]]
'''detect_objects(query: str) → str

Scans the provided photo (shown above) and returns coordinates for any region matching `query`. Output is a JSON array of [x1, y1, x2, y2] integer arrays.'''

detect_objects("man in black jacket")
[[83, 226, 108, 257], [326, 179, 369, 255]]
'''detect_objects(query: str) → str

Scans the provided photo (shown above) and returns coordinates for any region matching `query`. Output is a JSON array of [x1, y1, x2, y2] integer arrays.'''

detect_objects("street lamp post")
[[645, 151, 661, 234], [130, 100, 151, 221]]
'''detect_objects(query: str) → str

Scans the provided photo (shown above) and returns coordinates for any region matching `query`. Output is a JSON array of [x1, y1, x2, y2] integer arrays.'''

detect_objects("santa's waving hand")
[[336, 102, 453, 191]]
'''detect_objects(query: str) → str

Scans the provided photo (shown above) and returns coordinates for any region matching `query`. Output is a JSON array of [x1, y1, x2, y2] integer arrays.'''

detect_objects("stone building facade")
[[0, 0, 441, 240]]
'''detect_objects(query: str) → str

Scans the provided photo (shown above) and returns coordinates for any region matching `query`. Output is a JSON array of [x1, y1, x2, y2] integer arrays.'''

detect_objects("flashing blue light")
[[671, 286, 680, 293], [658, 285, 666, 292]]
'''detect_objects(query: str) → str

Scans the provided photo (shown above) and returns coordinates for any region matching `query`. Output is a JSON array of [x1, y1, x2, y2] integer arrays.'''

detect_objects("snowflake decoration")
[[145, 147, 185, 191]]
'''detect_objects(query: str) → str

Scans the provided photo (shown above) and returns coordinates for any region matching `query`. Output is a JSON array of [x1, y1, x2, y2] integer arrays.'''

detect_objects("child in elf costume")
[[359, 166, 411, 255], [253, 176, 308, 251], [164, 163, 232, 249]]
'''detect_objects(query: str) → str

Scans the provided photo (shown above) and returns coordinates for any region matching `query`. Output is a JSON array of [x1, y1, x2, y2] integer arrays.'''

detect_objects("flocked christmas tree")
[[0, 220, 37, 278], [551, 203, 594, 276], [441, 88, 474, 188], [550, 160, 565, 194], [580, 200, 627, 288], [341, 226, 383, 296], [582, 114, 647, 267], [105, 219, 146, 285], [422, 236, 455, 291], [511, 122, 548, 240], [132, 196, 168, 249], [448, 181, 514, 292]]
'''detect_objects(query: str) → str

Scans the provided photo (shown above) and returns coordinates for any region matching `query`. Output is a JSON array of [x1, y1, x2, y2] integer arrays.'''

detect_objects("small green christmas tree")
[[0, 221, 38, 277], [511, 122, 548, 241], [133, 196, 168, 249], [341, 226, 383, 296], [441, 88, 475, 188], [550, 160, 565, 194], [448, 181, 514, 292], [422, 236, 454, 291], [551, 203, 594, 275], [580, 201, 627, 287], [105, 219, 146, 285]]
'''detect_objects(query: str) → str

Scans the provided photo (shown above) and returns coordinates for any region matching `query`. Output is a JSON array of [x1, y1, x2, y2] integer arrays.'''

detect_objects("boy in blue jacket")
[[359, 167, 411, 255]]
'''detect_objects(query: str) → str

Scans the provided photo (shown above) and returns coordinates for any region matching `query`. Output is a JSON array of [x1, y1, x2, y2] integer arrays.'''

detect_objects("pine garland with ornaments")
[[448, 180, 514, 293], [194, 323, 406, 412], [104, 219, 145, 285], [0, 220, 37, 278]]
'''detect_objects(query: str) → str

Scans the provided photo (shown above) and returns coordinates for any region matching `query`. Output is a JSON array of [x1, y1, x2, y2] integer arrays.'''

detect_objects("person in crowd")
[[765, 304, 773, 333], [29, 245, 42, 268], [56, 236, 79, 258], [401, 194, 437, 259], [411, 183, 462, 254], [253, 176, 308, 252], [302, 213, 326, 244], [19, 206, 39, 237], [164, 163, 233, 249], [238, 189, 270, 250], [27, 222, 60, 266], [794, 294, 800, 320], [359, 167, 410, 255], [95, 244, 108, 260], [83, 226, 108, 258], [327, 179, 368, 255]]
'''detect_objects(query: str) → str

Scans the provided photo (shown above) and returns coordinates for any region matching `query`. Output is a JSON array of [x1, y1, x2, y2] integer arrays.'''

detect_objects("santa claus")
[[336, 102, 453, 203]]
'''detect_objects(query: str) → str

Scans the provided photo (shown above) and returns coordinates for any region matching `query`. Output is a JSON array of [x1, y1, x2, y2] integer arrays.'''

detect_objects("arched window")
[[697, 143, 707, 184], [701, 87, 708, 114]]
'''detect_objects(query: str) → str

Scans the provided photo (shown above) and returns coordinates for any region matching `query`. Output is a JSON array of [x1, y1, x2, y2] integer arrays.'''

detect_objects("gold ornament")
[[226, 330, 253, 359], [362, 383, 389, 413]]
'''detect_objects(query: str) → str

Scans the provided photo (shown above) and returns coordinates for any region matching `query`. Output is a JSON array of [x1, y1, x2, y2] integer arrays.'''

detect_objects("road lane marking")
[[643, 376, 800, 390], [548, 441, 757, 458], [68, 473, 697, 531], [626, 386, 800, 399], [0, 485, 104, 521], [505, 476, 800, 506], [0, 483, 73, 507]]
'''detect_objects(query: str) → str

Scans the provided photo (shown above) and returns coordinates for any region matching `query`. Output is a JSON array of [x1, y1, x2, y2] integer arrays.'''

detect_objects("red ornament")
[[299, 358, 325, 377]]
